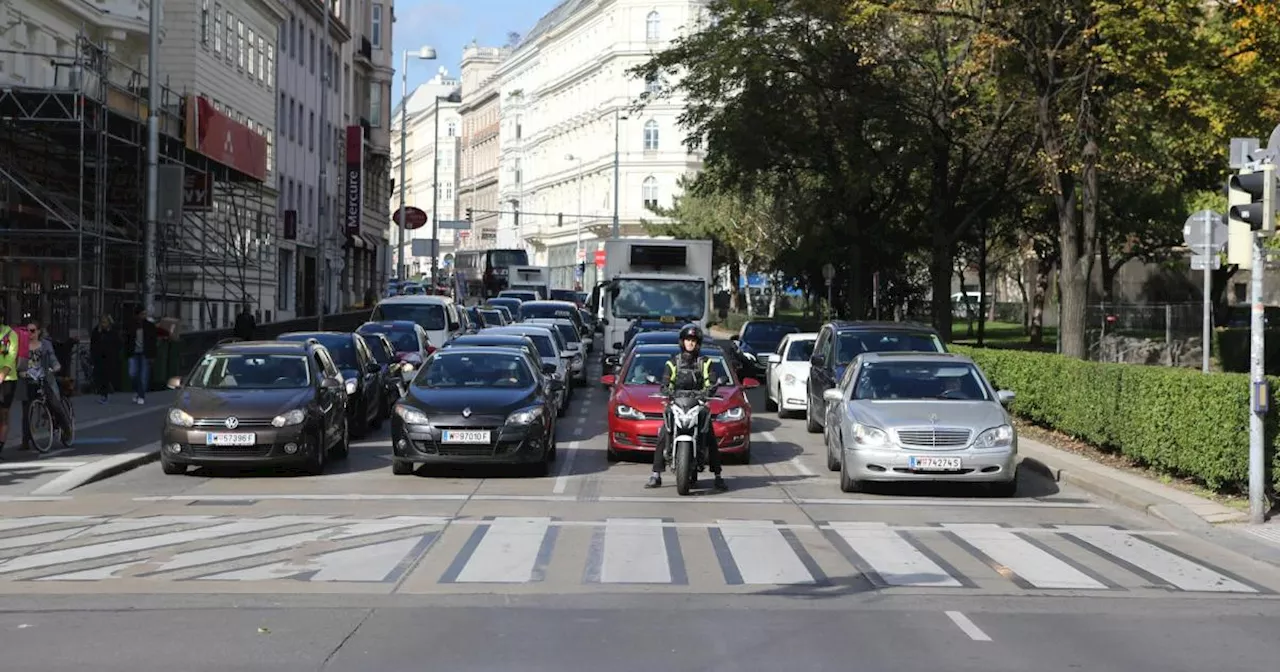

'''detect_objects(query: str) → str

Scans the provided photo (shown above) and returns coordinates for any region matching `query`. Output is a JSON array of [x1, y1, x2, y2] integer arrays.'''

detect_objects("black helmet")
[[678, 324, 703, 345]]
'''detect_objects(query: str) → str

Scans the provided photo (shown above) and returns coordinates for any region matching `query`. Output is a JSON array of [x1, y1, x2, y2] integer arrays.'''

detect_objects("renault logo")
[[225, 417, 240, 429], [462, 408, 472, 418]]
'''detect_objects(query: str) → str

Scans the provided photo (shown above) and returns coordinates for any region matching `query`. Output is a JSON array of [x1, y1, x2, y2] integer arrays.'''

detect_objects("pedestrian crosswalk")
[[0, 515, 1267, 594]]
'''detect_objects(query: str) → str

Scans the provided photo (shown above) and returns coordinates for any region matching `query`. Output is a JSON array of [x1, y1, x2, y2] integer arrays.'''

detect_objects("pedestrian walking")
[[90, 314, 120, 403], [123, 306, 159, 405], [234, 304, 256, 341]]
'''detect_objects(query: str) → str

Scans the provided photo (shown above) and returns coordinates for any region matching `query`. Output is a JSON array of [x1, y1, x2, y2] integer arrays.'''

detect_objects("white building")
[[497, 0, 708, 290], [389, 67, 462, 279], [274, 0, 350, 321]]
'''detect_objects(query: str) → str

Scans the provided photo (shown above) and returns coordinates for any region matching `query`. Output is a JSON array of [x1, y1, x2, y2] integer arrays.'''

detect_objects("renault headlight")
[[344, 379, 357, 395], [395, 405, 430, 425], [716, 406, 745, 422], [167, 409, 194, 427], [507, 406, 544, 425], [852, 423, 888, 447], [615, 404, 645, 420], [271, 409, 306, 427], [974, 424, 1014, 449]]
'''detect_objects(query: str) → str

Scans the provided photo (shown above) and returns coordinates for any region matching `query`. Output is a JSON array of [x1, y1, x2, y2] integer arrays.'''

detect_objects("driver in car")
[[645, 324, 727, 491]]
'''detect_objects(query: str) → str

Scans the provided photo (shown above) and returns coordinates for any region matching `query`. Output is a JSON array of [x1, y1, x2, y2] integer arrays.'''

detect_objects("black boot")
[[645, 473, 662, 489]]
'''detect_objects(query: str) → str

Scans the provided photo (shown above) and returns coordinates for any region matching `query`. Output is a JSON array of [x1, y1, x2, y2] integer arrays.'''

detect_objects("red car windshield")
[[622, 354, 731, 387]]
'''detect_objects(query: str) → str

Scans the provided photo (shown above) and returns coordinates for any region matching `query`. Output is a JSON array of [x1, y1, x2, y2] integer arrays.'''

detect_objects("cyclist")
[[21, 322, 69, 450]]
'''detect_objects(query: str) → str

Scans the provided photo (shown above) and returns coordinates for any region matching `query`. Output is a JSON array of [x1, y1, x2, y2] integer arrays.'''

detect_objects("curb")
[[29, 443, 160, 496]]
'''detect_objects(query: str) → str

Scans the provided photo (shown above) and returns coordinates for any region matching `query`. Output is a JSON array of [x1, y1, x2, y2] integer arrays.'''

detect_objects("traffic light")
[[465, 207, 473, 222], [1229, 164, 1276, 233]]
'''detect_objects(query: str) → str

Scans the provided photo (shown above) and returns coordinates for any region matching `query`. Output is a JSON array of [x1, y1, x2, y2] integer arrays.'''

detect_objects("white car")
[[764, 332, 817, 418]]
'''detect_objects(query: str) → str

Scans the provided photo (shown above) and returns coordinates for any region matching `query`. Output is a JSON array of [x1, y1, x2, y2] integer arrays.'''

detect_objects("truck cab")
[[507, 266, 550, 299], [588, 239, 714, 362]]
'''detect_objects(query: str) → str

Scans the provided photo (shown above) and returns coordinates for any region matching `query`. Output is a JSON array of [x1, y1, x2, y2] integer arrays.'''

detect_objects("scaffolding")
[[0, 35, 273, 340]]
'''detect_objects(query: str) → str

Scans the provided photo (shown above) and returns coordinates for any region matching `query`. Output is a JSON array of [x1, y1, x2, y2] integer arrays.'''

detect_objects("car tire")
[[160, 458, 186, 475], [392, 460, 415, 475], [839, 460, 863, 493], [606, 446, 620, 462], [529, 459, 549, 477], [331, 423, 350, 459], [826, 431, 841, 472], [764, 395, 777, 412], [302, 432, 325, 476], [806, 404, 822, 434]]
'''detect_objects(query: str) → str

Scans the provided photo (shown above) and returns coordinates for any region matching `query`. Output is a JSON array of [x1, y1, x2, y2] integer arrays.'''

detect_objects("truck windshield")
[[611, 279, 706, 320]]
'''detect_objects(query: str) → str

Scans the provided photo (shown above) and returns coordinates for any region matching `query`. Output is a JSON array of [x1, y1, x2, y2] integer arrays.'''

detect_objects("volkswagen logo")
[[462, 408, 472, 418], [225, 417, 240, 429]]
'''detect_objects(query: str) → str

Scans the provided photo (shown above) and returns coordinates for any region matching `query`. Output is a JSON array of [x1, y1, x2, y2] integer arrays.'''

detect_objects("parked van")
[[370, 295, 463, 349]]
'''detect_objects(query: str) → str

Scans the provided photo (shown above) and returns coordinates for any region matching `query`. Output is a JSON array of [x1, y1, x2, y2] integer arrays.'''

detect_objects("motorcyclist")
[[645, 324, 727, 491]]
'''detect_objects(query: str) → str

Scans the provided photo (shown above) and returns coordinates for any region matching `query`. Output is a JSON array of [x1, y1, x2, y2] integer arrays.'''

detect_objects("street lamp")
[[397, 45, 438, 283], [611, 107, 629, 238], [564, 153, 584, 287]]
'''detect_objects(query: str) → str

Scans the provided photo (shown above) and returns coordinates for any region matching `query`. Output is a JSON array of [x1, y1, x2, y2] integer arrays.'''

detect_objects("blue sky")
[[392, 0, 560, 96]]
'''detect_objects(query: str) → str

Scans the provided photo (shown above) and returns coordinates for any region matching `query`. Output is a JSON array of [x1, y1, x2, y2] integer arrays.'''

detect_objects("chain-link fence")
[[1086, 302, 1206, 367]]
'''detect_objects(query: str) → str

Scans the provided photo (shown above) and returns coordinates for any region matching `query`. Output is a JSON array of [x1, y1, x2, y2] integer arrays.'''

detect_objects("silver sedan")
[[821, 351, 1018, 496]]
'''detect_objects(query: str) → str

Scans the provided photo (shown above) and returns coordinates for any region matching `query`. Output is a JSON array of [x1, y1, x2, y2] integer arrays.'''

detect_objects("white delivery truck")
[[589, 238, 714, 362], [507, 266, 550, 299]]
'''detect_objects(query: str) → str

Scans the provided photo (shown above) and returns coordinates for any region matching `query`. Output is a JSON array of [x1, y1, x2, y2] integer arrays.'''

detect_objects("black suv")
[[805, 321, 947, 433], [160, 340, 350, 475], [279, 331, 388, 437]]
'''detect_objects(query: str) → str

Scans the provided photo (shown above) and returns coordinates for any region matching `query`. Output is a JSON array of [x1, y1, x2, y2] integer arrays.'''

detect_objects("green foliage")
[[954, 344, 1280, 494], [1214, 328, 1280, 375]]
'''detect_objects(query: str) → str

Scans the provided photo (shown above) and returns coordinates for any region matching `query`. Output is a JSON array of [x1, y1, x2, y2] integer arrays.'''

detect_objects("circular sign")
[[594, 250, 606, 268], [821, 263, 835, 281], [1182, 209, 1226, 253], [394, 206, 429, 230]]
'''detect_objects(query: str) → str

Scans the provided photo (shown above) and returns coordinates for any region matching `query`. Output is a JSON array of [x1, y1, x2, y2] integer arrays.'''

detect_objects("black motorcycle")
[[649, 377, 726, 495]]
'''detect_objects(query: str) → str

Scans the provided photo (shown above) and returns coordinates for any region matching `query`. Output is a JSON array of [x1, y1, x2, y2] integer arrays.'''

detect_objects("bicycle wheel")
[[25, 399, 55, 454], [60, 397, 76, 447]]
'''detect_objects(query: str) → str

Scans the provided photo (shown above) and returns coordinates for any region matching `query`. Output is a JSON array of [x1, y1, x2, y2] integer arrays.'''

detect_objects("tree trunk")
[[930, 226, 954, 342], [1029, 261, 1050, 346], [977, 219, 989, 346], [728, 258, 743, 311]]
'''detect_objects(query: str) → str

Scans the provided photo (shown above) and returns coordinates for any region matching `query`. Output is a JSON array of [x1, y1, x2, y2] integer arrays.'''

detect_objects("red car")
[[600, 343, 760, 463]]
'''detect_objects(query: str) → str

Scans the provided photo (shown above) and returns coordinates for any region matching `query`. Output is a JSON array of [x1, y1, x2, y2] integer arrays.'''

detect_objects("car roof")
[[784, 332, 819, 341], [857, 351, 973, 364], [520, 300, 579, 310], [279, 331, 349, 340], [829, 320, 938, 334], [487, 325, 553, 337], [359, 320, 419, 329], [526, 317, 573, 325], [450, 334, 534, 345], [433, 346, 531, 359], [211, 340, 311, 355], [632, 343, 726, 356], [377, 294, 454, 305]]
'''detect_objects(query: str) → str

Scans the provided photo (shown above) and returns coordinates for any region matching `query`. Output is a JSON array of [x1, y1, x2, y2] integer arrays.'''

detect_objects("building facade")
[[274, 0, 350, 321], [497, 0, 708, 290], [457, 43, 507, 252], [389, 67, 462, 279]]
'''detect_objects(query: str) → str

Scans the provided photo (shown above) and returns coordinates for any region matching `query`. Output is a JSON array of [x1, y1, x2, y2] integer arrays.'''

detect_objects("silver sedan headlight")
[[851, 423, 888, 447], [974, 424, 1014, 449]]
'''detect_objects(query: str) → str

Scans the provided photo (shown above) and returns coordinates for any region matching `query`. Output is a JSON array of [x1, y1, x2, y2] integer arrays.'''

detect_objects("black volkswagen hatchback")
[[390, 346, 563, 476], [278, 331, 387, 437]]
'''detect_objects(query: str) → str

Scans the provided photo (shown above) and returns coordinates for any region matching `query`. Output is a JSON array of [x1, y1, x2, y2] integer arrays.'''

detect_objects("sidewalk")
[[4, 388, 178, 446]]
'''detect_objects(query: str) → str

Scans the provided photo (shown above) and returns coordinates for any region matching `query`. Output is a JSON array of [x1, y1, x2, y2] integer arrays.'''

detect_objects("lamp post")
[[397, 45, 438, 282], [430, 94, 441, 290], [612, 108, 622, 238], [564, 153, 584, 286], [316, 0, 332, 328]]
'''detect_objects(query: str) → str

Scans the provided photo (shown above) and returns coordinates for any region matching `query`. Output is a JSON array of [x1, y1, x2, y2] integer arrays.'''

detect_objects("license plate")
[[441, 430, 491, 444], [206, 432, 256, 446], [910, 456, 962, 471], [659, 315, 675, 323]]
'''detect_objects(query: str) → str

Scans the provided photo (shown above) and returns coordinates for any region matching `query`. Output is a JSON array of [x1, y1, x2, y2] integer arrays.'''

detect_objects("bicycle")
[[24, 375, 75, 453]]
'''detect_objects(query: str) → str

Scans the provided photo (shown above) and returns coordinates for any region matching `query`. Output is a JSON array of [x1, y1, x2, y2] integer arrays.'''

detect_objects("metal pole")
[[142, 0, 161, 316], [1249, 230, 1266, 524], [397, 50, 409, 282], [612, 108, 620, 237], [1202, 213, 1212, 373], [317, 2, 331, 328], [576, 157, 583, 287], [430, 95, 441, 290]]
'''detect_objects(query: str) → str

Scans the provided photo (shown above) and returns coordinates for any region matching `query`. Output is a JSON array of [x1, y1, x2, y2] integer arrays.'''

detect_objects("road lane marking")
[[712, 519, 822, 585], [443, 516, 553, 583], [0, 461, 89, 471], [127, 493, 1101, 508], [945, 611, 991, 641], [828, 522, 962, 587], [942, 523, 1107, 590], [200, 536, 428, 582], [552, 441, 581, 494], [592, 517, 674, 584], [1058, 525, 1259, 593]]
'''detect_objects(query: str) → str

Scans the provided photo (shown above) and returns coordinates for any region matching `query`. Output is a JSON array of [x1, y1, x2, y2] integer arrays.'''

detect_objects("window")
[[281, 18, 289, 54], [257, 35, 266, 82], [369, 85, 382, 127], [200, 0, 210, 44], [247, 28, 257, 77], [278, 93, 285, 129], [642, 176, 658, 209], [237, 19, 246, 69], [309, 111, 316, 152], [290, 17, 298, 60], [646, 11, 660, 41], [214, 5, 223, 53], [643, 119, 659, 150], [447, 120, 457, 137], [265, 38, 274, 88], [309, 30, 316, 75], [645, 73, 660, 95], [371, 4, 383, 48]]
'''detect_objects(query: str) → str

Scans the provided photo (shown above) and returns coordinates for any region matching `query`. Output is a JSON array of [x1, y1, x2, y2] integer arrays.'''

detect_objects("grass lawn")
[[951, 319, 1057, 351]]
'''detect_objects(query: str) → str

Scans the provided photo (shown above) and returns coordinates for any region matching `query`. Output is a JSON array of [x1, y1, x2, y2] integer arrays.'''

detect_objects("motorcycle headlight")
[[974, 424, 1014, 449], [167, 408, 194, 427], [507, 406, 544, 425], [271, 409, 306, 427], [852, 423, 888, 447], [615, 404, 645, 420], [395, 405, 430, 425], [716, 406, 745, 422], [344, 379, 357, 395]]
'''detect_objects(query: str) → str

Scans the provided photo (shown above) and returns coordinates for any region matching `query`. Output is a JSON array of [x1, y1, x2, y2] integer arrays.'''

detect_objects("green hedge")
[[1214, 327, 1280, 374], [952, 344, 1279, 494]]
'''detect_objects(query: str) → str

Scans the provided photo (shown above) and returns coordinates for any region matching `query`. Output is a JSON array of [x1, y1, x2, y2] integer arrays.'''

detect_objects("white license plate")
[[910, 456, 962, 471], [441, 430, 491, 444], [206, 432, 257, 446]]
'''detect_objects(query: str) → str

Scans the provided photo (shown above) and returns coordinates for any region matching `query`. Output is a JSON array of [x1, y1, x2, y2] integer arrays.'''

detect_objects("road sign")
[[437, 220, 472, 230], [1190, 255, 1221, 270], [594, 250, 606, 268], [393, 206, 428, 230], [821, 263, 835, 283], [1183, 210, 1227, 252]]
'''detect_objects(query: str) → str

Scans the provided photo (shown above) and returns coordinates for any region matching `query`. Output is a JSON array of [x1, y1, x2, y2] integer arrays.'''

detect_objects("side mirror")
[[997, 389, 1015, 405], [542, 363, 558, 375], [600, 374, 616, 386], [741, 377, 760, 389], [612, 341, 623, 350], [449, 321, 460, 331], [810, 354, 826, 368], [823, 389, 843, 403], [549, 378, 565, 392], [600, 318, 609, 326], [166, 376, 183, 390], [320, 377, 342, 390], [765, 354, 780, 364]]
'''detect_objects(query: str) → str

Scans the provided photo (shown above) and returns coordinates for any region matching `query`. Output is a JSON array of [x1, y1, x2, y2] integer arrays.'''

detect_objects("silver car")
[[526, 318, 587, 384], [821, 352, 1018, 496]]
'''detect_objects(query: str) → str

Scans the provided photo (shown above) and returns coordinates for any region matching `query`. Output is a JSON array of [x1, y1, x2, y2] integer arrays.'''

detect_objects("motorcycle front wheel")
[[675, 441, 694, 495]]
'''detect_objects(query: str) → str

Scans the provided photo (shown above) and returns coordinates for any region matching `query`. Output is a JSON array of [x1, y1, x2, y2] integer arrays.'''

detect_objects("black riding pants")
[[652, 405, 721, 474]]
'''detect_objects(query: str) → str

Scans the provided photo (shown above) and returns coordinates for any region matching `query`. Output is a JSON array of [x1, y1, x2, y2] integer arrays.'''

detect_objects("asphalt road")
[[0, 356, 1277, 669]]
